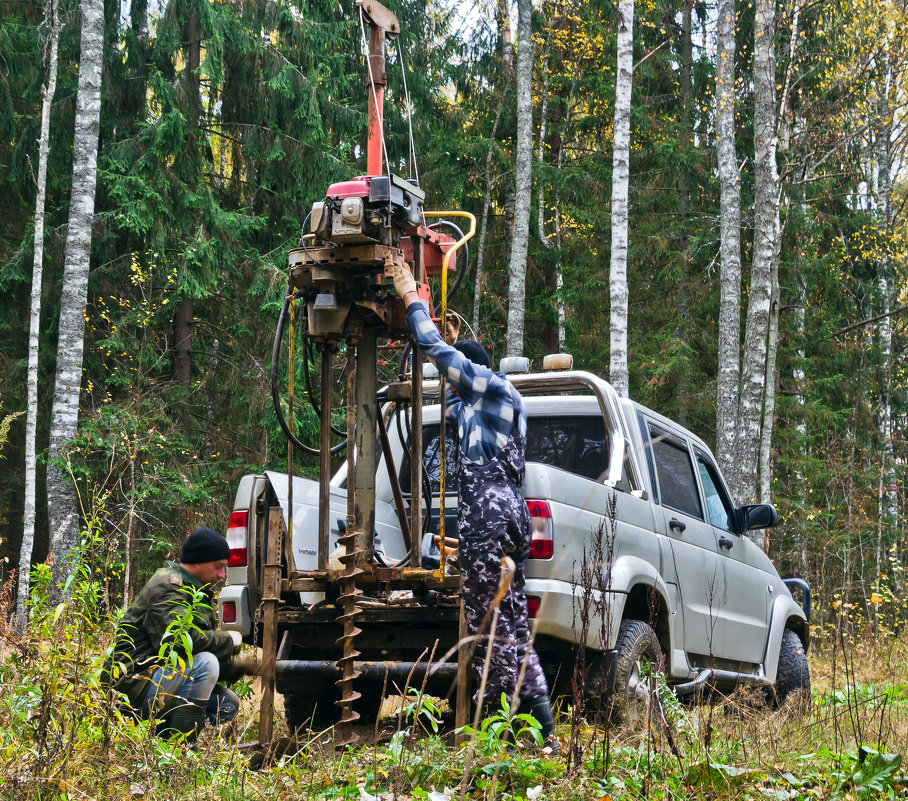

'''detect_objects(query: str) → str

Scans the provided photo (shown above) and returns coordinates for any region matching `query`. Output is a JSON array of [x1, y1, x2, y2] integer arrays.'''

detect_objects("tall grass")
[[1, 524, 906, 799]]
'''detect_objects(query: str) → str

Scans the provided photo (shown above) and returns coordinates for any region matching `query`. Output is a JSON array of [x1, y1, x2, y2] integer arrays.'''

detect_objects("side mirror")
[[737, 503, 779, 532]]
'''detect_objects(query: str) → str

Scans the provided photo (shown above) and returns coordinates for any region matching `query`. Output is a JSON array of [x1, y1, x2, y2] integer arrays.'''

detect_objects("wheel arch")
[[620, 583, 673, 670], [762, 594, 809, 684]]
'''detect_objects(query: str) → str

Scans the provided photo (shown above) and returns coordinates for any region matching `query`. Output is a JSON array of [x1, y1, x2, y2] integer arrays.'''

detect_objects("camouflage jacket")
[[104, 562, 235, 710]]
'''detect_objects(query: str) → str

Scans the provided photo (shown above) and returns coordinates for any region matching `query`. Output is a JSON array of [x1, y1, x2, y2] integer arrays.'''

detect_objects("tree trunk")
[[472, 101, 505, 339], [505, 0, 533, 358], [734, 0, 779, 503], [173, 10, 202, 436], [46, 0, 104, 593], [675, 0, 693, 426], [758, 236, 781, 552], [18, 0, 60, 627], [537, 24, 553, 251], [715, 0, 742, 483], [608, 0, 634, 397], [874, 65, 896, 596]]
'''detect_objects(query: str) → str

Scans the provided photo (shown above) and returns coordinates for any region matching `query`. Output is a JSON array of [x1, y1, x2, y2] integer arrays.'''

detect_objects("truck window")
[[649, 427, 703, 520], [695, 452, 734, 531], [398, 414, 610, 495]]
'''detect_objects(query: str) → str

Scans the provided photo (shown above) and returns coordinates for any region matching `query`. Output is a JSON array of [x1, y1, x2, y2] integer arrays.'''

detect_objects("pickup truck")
[[218, 364, 811, 727]]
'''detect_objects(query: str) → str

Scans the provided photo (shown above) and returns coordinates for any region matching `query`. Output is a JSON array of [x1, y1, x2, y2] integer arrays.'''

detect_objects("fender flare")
[[607, 555, 675, 658], [762, 594, 808, 684]]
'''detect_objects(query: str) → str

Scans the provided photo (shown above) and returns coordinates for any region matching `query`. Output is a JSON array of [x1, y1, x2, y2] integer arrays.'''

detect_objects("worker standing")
[[384, 255, 558, 751]]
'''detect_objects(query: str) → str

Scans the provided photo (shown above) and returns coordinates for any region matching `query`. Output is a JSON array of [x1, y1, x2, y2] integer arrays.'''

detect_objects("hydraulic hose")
[[271, 292, 348, 456]]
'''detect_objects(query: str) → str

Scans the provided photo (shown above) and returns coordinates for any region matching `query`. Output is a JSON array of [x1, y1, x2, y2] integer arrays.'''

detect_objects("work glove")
[[220, 656, 266, 683], [444, 312, 460, 346], [383, 254, 417, 297], [228, 630, 242, 655]]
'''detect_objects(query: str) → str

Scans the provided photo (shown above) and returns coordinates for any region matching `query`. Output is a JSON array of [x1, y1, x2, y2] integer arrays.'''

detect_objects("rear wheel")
[[606, 619, 664, 724], [774, 629, 810, 709]]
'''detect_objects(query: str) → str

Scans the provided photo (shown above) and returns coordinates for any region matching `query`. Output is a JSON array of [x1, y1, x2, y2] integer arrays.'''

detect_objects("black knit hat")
[[181, 527, 230, 564], [454, 340, 491, 369]]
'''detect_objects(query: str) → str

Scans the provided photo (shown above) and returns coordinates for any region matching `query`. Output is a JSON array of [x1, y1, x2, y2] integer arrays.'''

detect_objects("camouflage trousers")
[[458, 469, 549, 708], [460, 528, 549, 708]]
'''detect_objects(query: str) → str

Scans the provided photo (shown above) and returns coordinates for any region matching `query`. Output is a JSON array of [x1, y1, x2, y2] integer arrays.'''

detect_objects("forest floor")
[[2, 611, 908, 801]]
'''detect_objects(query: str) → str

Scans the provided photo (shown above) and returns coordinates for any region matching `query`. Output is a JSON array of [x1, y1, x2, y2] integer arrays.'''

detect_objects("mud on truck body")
[[218, 367, 811, 730]]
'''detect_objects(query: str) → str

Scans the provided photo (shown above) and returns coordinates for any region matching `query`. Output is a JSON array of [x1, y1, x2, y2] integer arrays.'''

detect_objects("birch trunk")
[[18, 0, 60, 627], [734, 0, 779, 503], [538, 24, 553, 251], [46, 0, 104, 592], [759, 235, 781, 552], [874, 73, 896, 593], [608, 0, 634, 397], [505, 0, 533, 357], [715, 0, 742, 483]]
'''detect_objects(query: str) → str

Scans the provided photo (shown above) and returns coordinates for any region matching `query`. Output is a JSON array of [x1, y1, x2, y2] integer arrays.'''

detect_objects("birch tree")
[[733, 0, 780, 503], [873, 45, 896, 593], [608, 0, 634, 397], [46, 0, 104, 591], [715, 0, 742, 482], [505, 0, 533, 357], [18, 0, 60, 625]]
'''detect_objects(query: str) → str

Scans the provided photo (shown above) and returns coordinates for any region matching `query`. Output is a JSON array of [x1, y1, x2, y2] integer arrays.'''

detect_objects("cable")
[[271, 292, 348, 455], [396, 36, 419, 187]]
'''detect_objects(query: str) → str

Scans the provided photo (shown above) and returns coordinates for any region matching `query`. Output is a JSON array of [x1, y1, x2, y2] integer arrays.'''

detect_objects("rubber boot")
[[525, 696, 560, 754], [159, 702, 206, 744]]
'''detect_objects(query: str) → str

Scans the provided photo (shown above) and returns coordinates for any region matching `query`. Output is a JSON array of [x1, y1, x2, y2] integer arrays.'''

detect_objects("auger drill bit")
[[335, 346, 362, 747], [334, 526, 364, 745]]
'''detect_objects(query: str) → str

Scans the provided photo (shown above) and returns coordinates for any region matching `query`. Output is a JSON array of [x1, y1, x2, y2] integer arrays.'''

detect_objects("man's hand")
[[444, 312, 460, 346], [383, 254, 417, 298], [220, 656, 265, 683], [228, 630, 242, 655]]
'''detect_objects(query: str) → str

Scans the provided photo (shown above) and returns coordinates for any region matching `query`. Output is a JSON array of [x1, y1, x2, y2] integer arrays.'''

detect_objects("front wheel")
[[774, 629, 810, 710], [608, 619, 664, 724]]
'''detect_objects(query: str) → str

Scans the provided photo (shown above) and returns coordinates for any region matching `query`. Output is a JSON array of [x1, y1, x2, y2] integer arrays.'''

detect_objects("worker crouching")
[[103, 527, 258, 742]]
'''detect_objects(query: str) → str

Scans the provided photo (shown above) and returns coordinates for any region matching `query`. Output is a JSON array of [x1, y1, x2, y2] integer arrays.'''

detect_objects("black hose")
[[270, 292, 348, 456]]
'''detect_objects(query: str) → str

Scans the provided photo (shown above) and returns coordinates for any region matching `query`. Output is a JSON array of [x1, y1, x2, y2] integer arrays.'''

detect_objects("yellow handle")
[[420, 212, 476, 575]]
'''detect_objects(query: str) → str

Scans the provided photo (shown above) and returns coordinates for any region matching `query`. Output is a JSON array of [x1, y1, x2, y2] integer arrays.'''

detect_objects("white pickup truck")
[[218, 366, 811, 727]]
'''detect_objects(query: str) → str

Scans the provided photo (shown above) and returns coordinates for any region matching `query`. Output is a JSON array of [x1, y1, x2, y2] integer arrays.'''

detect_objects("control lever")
[[669, 518, 686, 534]]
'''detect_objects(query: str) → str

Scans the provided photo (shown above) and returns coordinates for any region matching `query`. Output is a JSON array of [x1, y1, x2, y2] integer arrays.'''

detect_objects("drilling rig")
[[261, 0, 475, 747]]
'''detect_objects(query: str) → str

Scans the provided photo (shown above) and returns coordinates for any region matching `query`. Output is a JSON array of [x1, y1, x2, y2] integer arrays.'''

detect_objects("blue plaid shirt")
[[406, 301, 527, 466]]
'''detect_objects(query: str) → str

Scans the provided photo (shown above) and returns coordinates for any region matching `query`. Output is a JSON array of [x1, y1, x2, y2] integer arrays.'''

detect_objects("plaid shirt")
[[406, 301, 527, 466]]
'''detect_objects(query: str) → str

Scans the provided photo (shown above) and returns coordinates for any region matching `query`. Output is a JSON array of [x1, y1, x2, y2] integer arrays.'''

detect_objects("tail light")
[[527, 500, 554, 559], [226, 509, 249, 567], [221, 601, 237, 624], [526, 596, 541, 619]]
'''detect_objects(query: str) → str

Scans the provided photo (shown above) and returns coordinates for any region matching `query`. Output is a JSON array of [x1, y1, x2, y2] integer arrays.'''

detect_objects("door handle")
[[669, 518, 686, 534], [719, 536, 734, 551]]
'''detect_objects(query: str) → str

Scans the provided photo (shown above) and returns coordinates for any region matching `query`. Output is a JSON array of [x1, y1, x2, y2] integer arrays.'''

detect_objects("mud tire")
[[608, 618, 664, 724], [774, 629, 810, 709]]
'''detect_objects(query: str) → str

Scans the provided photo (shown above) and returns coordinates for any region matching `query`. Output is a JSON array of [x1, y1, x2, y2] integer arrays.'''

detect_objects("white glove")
[[384, 255, 417, 297], [228, 630, 242, 654]]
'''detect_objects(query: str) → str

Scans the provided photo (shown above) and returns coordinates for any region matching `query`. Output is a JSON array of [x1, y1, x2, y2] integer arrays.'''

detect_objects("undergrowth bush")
[[1, 518, 907, 800]]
